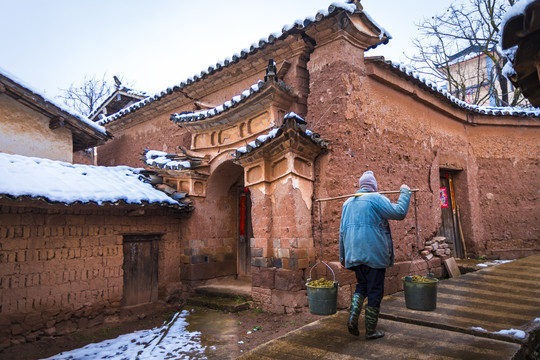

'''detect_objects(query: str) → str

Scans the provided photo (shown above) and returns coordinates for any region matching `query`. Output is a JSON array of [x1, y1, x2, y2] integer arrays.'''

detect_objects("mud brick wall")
[[0, 201, 183, 349], [307, 38, 540, 265], [469, 129, 540, 259]]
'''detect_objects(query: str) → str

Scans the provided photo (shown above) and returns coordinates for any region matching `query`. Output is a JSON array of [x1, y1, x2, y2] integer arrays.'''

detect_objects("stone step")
[[186, 295, 250, 313], [194, 278, 252, 299]]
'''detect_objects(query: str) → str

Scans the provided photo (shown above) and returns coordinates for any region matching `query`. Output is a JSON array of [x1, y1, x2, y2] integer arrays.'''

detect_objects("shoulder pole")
[[315, 189, 420, 202]]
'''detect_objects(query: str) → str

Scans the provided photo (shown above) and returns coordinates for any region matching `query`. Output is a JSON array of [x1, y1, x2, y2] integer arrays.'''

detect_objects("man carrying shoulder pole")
[[338, 170, 412, 340]]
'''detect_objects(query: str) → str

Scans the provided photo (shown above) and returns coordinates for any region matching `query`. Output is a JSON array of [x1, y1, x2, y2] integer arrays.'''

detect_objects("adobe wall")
[[0, 96, 73, 162], [307, 38, 438, 264], [0, 201, 183, 349], [97, 111, 192, 167], [466, 124, 540, 258], [306, 37, 539, 266]]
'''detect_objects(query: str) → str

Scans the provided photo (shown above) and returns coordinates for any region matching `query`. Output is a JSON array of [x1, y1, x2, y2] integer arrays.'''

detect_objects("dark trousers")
[[351, 264, 386, 308]]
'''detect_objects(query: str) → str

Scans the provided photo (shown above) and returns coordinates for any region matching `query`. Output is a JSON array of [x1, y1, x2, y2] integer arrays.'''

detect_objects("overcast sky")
[[1, 1, 453, 100]]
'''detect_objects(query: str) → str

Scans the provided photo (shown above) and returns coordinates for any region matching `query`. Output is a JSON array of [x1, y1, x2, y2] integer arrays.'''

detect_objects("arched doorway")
[[206, 160, 252, 278]]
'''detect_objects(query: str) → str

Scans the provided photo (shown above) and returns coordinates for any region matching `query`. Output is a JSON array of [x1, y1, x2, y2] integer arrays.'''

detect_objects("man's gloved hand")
[[400, 184, 411, 191]]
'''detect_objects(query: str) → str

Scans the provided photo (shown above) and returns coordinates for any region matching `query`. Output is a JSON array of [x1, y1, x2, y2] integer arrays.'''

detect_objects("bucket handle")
[[309, 261, 336, 283]]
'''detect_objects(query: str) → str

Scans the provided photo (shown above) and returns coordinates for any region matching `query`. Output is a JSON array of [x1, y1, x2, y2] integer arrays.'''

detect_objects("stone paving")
[[238, 254, 540, 360]]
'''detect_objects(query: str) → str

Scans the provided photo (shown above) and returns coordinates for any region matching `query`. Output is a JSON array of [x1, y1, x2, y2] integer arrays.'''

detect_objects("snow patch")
[[476, 260, 514, 268], [42, 311, 205, 360], [494, 328, 526, 339], [472, 326, 487, 332], [472, 326, 527, 339]]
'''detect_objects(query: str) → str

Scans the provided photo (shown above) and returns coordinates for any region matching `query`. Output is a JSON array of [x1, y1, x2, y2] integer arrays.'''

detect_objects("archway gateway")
[[203, 160, 252, 278], [143, 66, 327, 305]]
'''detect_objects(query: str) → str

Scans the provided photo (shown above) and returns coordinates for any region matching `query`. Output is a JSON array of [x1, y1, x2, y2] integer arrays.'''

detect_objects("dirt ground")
[[0, 304, 326, 360], [230, 306, 325, 355]]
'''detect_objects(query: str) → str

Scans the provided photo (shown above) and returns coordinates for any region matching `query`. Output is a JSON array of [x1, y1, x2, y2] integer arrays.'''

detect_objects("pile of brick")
[[421, 236, 452, 260]]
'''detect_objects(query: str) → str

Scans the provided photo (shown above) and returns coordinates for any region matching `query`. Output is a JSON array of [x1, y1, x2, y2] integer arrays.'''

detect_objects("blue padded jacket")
[[339, 188, 411, 269]]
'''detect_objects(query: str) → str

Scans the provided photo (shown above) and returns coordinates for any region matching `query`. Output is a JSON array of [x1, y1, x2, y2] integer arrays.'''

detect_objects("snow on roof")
[[98, 2, 388, 126], [144, 150, 192, 171], [125, 88, 148, 97], [233, 112, 323, 157], [441, 47, 495, 68], [500, 0, 538, 45], [234, 128, 281, 156], [88, 86, 148, 120], [0, 66, 108, 136], [0, 152, 183, 208], [171, 81, 266, 124], [499, 0, 539, 82], [387, 61, 540, 116]]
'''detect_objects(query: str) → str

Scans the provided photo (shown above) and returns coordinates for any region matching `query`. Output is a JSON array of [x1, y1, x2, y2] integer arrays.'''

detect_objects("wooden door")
[[237, 187, 252, 276], [123, 235, 159, 306], [438, 172, 464, 258]]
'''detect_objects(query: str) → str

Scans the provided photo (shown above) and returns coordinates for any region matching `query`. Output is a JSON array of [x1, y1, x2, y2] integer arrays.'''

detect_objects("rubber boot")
[[365, 306, 385, 340], [347, 293, 364, 336]]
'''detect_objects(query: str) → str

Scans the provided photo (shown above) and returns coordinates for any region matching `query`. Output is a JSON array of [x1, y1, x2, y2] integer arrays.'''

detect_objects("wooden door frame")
[[237, 186, 252, 277], [439, 171, 464, 258], [122, 234, 160, 306]]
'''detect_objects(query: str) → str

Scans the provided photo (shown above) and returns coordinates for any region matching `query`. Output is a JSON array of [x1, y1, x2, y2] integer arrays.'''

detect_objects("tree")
[[58, 74, 116, 117], [409, 0, 527, 107]]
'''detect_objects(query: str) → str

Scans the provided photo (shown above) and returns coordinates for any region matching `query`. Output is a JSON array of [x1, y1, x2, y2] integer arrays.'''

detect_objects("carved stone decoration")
[[234, 117, 325, 187], [162, 171, 209, 198]]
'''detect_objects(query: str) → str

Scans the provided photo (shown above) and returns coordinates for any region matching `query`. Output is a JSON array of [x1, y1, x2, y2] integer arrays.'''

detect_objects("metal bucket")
[[402, 276, 438, 311], [306, 261, 338, 315]]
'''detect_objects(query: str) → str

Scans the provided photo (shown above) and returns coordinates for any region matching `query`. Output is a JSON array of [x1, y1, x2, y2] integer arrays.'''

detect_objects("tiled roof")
[[0, 152, 189, 210], [386, 61, 540, 117], [88, 86, 148, 121], [0, 67, 108, 136], [233, 112, 326, 158], [171, 81, 267, 124], [143, 149, 206, 171], [98, 2, 387, 126]]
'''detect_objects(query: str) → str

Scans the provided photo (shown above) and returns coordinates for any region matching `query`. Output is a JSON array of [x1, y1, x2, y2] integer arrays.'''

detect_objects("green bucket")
[[306, 261, 338, 315], [402, 276, 438, 311]]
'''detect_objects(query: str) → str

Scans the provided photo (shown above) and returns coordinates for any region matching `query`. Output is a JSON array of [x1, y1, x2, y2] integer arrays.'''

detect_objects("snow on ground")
[[471, 326, 527, 339], [42, 310, 207, 360], [493, 328, 526, 339], [476, 260, 514, 268]]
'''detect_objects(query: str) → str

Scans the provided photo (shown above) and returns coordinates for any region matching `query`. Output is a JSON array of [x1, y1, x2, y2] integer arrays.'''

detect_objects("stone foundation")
[[250, 258, 443, 313]]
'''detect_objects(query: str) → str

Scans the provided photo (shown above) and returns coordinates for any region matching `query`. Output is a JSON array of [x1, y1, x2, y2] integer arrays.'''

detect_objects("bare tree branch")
[[58, 74, 115, 117], [408, 0, 528, 107]]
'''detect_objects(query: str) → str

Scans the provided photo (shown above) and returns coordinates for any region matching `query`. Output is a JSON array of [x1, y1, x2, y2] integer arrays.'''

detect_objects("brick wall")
[[0, 200, 183, 349]]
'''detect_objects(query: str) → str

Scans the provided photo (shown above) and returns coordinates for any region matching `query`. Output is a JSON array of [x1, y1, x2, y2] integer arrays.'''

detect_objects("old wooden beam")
[[49, 116, 65, 129]]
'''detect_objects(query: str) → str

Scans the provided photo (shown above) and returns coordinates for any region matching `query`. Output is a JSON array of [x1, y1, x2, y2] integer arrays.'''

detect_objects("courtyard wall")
[[0, 200, 183, 349]]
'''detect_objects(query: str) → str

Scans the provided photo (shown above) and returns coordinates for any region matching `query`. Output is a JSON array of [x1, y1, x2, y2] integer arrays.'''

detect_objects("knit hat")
[[359, 171, 377, 192]]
